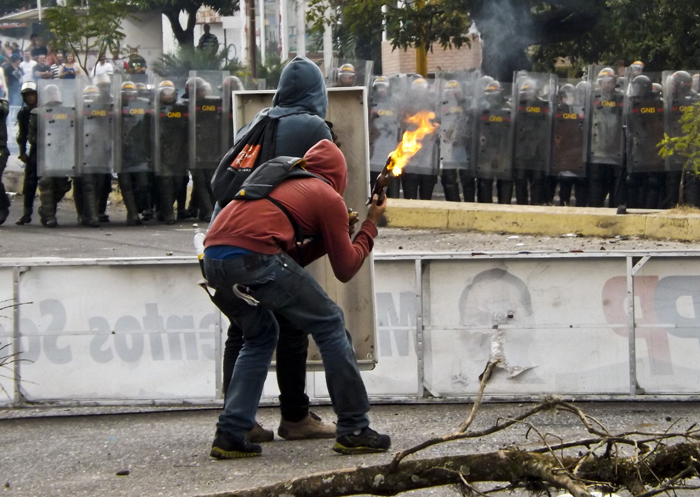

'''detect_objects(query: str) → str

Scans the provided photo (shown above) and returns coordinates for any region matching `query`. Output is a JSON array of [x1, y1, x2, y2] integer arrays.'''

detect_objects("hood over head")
[[302, 139, 347, 196], [271, 56, 327, 119]]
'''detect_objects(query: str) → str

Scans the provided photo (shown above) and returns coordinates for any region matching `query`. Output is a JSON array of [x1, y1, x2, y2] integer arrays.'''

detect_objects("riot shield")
[[114, 74, 154, 174], [472, 78, 513, 180], [328, 58, 374, 88], [76, 75, 116, 175], [551, 78, 586, 177], [0, 69, 6, 101], [512, 72, 554, 172], [438, 71, 477, 172], [625, 73, 665, 173], [188, 70, 231, 171], [37, 79, 77, 177], [663, 70, 700, 172], [585, 65, 626, 166], [368, 75, 401, 173], [400, 75, 439, 175], [153, 75, 189, 177]]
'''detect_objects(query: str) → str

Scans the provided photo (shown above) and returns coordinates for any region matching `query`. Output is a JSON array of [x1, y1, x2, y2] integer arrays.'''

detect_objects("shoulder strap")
[[265, 196, 306, 266]]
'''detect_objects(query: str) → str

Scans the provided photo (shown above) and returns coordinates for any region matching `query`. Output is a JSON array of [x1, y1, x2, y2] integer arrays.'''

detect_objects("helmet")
[[630, 75, 652, 98], [158, 80, 177, 103], [372, 76, 389, 90], [44, 84, 62, 104], [411, 77, 429, 92], [444, 79, 462, 99], [558, 83, 575, 104], [223, 75, 244, 92], [484, 80, 502, 94], [121, 81, 137, 99], [629, 61, 645, 76], [21, 81, 37, 94], [519, 78, 537, 100], [83, 85, 99, 102], [337, 63, 356, 86], [134, 82, 149, 98], [673, 71, 693, 92], [651, 83, 663, 96], [597, 67, 616, 79]]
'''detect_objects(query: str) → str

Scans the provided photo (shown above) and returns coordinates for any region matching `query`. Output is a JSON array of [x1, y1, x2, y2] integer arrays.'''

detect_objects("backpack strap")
[[265, 196, 307, 266]]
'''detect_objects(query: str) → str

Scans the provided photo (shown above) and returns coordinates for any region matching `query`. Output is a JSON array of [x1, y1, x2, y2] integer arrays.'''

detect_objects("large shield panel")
[[153, 75, 189, 177], [76, 76, 116, 175], [663, 70, 700, 172], [114, 74, 153, 174], [551, 78, 586, 177], [231, 88, 376, 370], [512, 72, 554, 172], [625, 73, 665, 173], [400, 75, 439, 175], [328, 58, 374, 88], [438, 71, 477, 172], [472, 78, 513, 180], [585, 65, 626, 166], [37, 79, 77, 177], [369, 75, 401, 173], [188, 70, 231, 171]]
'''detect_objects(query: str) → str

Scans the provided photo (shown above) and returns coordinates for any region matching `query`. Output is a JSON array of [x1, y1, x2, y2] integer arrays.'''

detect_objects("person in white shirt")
[[19, 50, 36, 84], [108, 47, 125, 75], [92, 52, 113, 78]]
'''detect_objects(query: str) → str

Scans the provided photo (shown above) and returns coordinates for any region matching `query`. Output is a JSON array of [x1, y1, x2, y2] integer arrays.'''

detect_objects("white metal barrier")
[[3, 251, 700, 407]]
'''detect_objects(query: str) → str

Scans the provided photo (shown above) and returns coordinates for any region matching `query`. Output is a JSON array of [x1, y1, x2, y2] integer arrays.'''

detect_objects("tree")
[[135, 0, 240, 47], [44, 0, 131, 76]]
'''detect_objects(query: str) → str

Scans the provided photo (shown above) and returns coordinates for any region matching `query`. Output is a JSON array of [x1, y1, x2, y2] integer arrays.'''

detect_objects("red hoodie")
[[204, 140, 378, 283]]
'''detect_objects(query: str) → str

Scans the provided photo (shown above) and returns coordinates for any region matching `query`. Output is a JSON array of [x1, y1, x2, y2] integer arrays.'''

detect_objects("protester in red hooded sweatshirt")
[[203, 139, 390, 459]]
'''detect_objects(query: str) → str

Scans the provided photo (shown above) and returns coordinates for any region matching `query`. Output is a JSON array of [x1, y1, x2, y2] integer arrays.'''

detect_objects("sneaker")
[[210, 430, 262, 459], [246, 422, 274, 443], [278, 412, 336, 440], [333, 427, 391, 455]]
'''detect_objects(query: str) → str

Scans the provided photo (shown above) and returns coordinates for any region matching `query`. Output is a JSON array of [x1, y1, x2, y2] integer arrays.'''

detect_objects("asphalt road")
[[2, 402, 699, 497]]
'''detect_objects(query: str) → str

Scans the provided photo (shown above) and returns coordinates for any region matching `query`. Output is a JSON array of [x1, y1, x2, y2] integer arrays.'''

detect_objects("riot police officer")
[[629, 61, 645, 78], [368, 76, 400, 198], [553, 82, 587, 206], [15, 81, 38, 225], [0, 77, 10, 225], [439, 79, 475, 202], [335, 63, 356, 87], [401, 77, 438, 200]]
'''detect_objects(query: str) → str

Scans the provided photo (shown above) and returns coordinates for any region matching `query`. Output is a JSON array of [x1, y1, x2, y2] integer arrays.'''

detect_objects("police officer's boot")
[[460, 172, 476, 203], [530, 173, 545, 205], [159, 177, 176, 225], [118, 174, 142, 226], [38, 177, 57, 228], [15, 185, 35, 225], [81, 175, 100, 228], [514, 179, 529, 205], [497, 180, 514, 204], [97, 174, 111, 223], [441, 170, 461, 202], [477, 179, 493, 203]]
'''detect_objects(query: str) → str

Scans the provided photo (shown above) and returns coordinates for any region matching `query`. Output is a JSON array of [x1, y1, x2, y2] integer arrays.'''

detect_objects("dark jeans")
[[204, 252, 370, 440]]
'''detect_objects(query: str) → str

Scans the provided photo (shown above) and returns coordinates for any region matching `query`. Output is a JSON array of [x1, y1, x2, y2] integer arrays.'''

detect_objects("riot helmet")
[[597, 67, 616, 93], [21, 81, 38, 106], [673, 71, 693, 94], [121, 81, 138, 101], [444, 80, 462, 101], [83, 85, 100, 103], [223, 75, 244, 93], [575, 81, 589, 106], [484, 80, 502, 106], [135, 82, 150, 100], [629, 61, 645, 77], [519, 78, 537, 101], [410, 77, 429, 97], [630, 75, 652, 98], [337, 63, 356, 87], [185, 76, 206, 99], [43, 84, 62, 105], [558, 83, 575, 106], [158, 80, 177, 104], [372, 76, 390, 99], [651, 83, 663, 96]]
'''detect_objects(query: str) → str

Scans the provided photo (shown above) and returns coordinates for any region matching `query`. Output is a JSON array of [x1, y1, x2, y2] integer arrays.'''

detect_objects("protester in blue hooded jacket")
[[210, 56, 336, 443]]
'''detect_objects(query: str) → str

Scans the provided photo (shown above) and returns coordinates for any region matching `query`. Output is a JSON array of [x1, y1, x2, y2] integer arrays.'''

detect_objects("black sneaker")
[[333, 427, 391, 455], [210, 430, 262, 459]]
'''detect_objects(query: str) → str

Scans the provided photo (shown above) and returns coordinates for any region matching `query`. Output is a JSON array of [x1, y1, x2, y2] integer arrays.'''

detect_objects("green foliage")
[[255, 51, 285, 89], [659, 103, 700, 177], [44, 0, 131, 76], [152, 44, 231, 75]]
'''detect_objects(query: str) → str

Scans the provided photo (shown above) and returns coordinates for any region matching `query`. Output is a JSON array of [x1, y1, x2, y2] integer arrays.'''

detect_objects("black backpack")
[[211, 110, 279, 207], [234, 155, 329, 265]]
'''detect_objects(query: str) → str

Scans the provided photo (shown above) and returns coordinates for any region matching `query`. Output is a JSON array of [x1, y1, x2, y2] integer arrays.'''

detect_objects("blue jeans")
[[203, 252, 370, 441]]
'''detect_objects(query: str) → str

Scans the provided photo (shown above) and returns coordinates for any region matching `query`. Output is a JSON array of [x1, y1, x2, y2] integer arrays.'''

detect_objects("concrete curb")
[[383, 199, 700, 242]]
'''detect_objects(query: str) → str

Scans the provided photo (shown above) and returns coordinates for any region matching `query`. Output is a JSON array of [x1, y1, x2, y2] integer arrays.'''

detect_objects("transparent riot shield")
[[328, 58, 374, 88], [399, 75, 439, 175], [231, 87, 376, 369], [512, 72, 554, 173], [551, 78, 586, 178], [114, 74, 154, 174], [368, 75, 401, 173], [76, 75, 116, 175], [625, 73, 665, 173], [37, 79, 77, 177], [0, 69, 6, 101], [585, 65, 626, 166], [188, 70, 231, 172], [437, 71, 478, 173], [153, 75, 189, 177], [663, 70, 700, 172], [472, 78, 513, 180]]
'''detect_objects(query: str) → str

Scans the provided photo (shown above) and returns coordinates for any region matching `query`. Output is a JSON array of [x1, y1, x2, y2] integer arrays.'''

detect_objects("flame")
[[387, 111, 440, 177]]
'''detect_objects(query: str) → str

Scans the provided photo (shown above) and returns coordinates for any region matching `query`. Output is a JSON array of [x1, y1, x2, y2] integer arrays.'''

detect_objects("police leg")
[[418, 173, 437, 200], [0, 147, 10, 225], [625, 174, 641, 209], [118, 172, 143, 226], [401, 173, 419, 199], [369, 171, 379, 194], [573, 179, 588, 207], [459, 171, 476, 202], [558, 176, 573, 206], [530, 170, 546, 205], [497, 179, 513, 204], [477, 178, 493, 203], [177, 173, 191, 219], [441, 169, 461, 202], [514, 168, 529, 205], [135, 172, 153, 220], [158, 175, 176, 225], [387, 176, 401, 198], [72, 177, 83, 222], [16, 150, 38, 225], [97, 173, 111, 222], [187, 171, 199, 218], [587, 163, 606, 207], [645, 173, 663, 209], [662, 171, 682, 208], [80, 174, 100, 227], [38, 176, 58, 227], [191, 168, 214, 222]]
